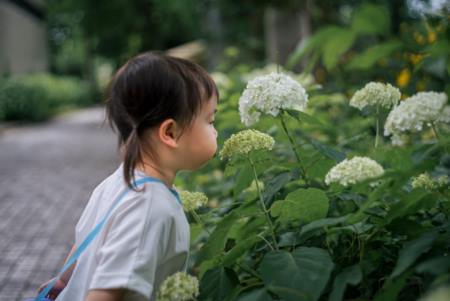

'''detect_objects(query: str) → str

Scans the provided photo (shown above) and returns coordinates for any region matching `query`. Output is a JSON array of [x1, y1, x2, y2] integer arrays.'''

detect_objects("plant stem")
[[280, 113, 308, 183], [248, 156, 279, 250], [431, 122, 449, 153], [375, 104, 380, 148], [191, 210, 211, 235]]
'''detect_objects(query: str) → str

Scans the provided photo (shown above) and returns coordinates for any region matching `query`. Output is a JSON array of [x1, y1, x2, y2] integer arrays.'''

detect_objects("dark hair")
[[104, 51, 219, 192]]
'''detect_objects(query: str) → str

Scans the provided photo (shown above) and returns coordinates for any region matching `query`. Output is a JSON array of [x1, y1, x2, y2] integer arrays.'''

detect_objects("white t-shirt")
[[55, 163, 190, 301]]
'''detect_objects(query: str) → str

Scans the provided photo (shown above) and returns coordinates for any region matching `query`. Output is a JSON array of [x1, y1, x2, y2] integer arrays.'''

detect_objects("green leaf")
[[385, 190, 434, 223], [390, 232, 438, 278], [322, 29, 356, 70], [262, 170, 298, 205], [351, 4, 390, 36], [234, 164, 254, 197], [223, 235, 263, 267], [329, 265, 363, 301], [270, 188, 329, 224], [286, 26, 341, 69], [299, 216, 348, 238], [236, 288, 274, 301], [198, 211, 239, 261], [305, 136, 346, 162], [346, 41, 402, 70], [259, 247, 334, 301], [285, 109, 326, 127], [415, 256, 450, 275], [373, 269, 413, 301], [199, 267, 239, 301]]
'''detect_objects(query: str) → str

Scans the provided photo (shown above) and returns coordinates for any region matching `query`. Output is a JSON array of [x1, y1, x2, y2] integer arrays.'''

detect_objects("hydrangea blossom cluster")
[[350, 82, 401, 110], [242, 63, 316, 89], [239, 72, 308, 126], [179, 190, 209, 211], [156, 272, 199, 301], [325, 156, 385, 187], [219, 129, 275, 160], [411, 172, 449, 190], [384, 91, 448, 145], [437, 106, 450, 124]]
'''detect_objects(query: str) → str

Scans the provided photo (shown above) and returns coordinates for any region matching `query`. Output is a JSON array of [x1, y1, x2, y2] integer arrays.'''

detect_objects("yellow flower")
[[427, 30, 437, 43], [396, 69, 411, 88], [410, 53, 424, 65], [414, 32, 425, 45]]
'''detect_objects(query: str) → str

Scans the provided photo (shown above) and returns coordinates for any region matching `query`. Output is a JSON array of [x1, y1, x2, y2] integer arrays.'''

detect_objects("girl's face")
[[177, 96, 218, 170]]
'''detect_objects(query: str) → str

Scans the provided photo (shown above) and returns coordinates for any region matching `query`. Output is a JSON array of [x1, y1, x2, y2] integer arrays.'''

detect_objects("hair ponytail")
[[122, 126, 145, 192]]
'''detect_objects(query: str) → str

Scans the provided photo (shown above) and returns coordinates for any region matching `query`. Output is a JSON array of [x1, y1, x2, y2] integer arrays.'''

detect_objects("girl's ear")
[[157, 119, 182, 148]]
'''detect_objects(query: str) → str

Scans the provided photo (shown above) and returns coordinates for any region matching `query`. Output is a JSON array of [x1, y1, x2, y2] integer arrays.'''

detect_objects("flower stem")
[[431, 122, 449, 153], [375, 105, 380, 148], [191, 210, 211, 235], [248, 156, 279, 250], [280, 113, 308, 183]]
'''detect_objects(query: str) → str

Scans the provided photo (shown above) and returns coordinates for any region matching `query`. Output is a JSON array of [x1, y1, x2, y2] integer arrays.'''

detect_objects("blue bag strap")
[[35, 176, 181, 301]]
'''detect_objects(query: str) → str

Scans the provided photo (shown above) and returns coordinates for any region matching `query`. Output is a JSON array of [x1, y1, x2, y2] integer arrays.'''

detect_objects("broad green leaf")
[[223, 235, 263, 267], [262, 170, 298, 205], [236, 288, 274, 301], [270, 188, 329, 224], [234, 164, 254, 197], [305, 136, 346, 162], [259, 247, 334, 301], [415, 256, 450, 275], [390, 232, 438, 278], [299, 216, 348, 238], [373, 269, 413, 301], [198, 211, 239, 261], [385, 190, 435, 223], [199, 267, 239, 301], [347, 41, 402, 70], [285, 109, 326, 127], [351, 4, 390, 35], [286, 26, 341, 69], [190, 223, 203, 245], [322, 29, 356, 70], [329, 265, 363, 301]]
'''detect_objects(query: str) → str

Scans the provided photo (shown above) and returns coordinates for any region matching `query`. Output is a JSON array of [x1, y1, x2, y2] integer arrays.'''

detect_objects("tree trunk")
[[264, 2, 311, 72]]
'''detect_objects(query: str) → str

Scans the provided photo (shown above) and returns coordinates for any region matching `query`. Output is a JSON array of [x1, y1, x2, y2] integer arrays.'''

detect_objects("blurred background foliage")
[[1, 0, 448, 123]]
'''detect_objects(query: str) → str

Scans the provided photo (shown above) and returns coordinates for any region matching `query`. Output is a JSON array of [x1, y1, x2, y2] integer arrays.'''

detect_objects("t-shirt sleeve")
[[89, 189, 174, 299]]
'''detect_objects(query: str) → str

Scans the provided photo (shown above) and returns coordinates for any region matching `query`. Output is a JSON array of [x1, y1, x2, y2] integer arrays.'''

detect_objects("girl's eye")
[[209, 120, 215, 125]]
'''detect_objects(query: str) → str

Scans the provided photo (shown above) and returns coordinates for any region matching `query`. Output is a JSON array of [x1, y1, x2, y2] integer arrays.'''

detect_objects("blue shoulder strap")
[[36, 176, 181, 300]]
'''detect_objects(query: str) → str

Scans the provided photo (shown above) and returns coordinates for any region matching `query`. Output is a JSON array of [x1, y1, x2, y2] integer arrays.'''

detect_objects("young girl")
[[37, 51, 219, 301]]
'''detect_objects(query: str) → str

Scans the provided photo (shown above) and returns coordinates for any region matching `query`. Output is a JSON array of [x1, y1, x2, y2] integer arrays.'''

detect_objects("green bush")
[[0, 78, 53, 122], [0, 73, 93, 122]]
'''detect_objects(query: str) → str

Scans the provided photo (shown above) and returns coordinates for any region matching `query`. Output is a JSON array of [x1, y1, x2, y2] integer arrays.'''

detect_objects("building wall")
[[0, 1, 48, 75]]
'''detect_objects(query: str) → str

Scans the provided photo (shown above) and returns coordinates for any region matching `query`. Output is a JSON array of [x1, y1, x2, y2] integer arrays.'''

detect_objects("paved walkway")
[[0, 106, 119, 300]]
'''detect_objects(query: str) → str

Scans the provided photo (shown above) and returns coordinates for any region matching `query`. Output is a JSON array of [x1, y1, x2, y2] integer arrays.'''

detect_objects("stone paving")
[[0, 106, 120, 300]]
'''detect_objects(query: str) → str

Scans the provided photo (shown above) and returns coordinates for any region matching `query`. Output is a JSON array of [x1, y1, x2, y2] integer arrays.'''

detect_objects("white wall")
[[0, 1, 49, 75]]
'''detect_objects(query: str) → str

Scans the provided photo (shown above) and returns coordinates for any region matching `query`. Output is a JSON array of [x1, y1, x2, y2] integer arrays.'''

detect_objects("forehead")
[[202, 95, 218, 113]]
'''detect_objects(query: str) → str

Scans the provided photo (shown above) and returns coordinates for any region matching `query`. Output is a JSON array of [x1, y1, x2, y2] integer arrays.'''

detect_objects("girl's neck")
[[135, 161, 176, 189]]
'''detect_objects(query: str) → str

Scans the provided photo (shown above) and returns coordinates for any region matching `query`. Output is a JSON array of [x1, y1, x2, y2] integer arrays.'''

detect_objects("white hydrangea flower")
[[156, 272, 199, 301], [219, 129, 275, 160], [239, 72, 308, 126], [437, 105, 450, 124], [411, 172, 449, 190], [411, 173, 436, 190], [384, 91, 448, 145], [179, 190, 208, 211], [325, 156, 385, 187], [350, 82, 401, 110], [243, 64, 316, 88]]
